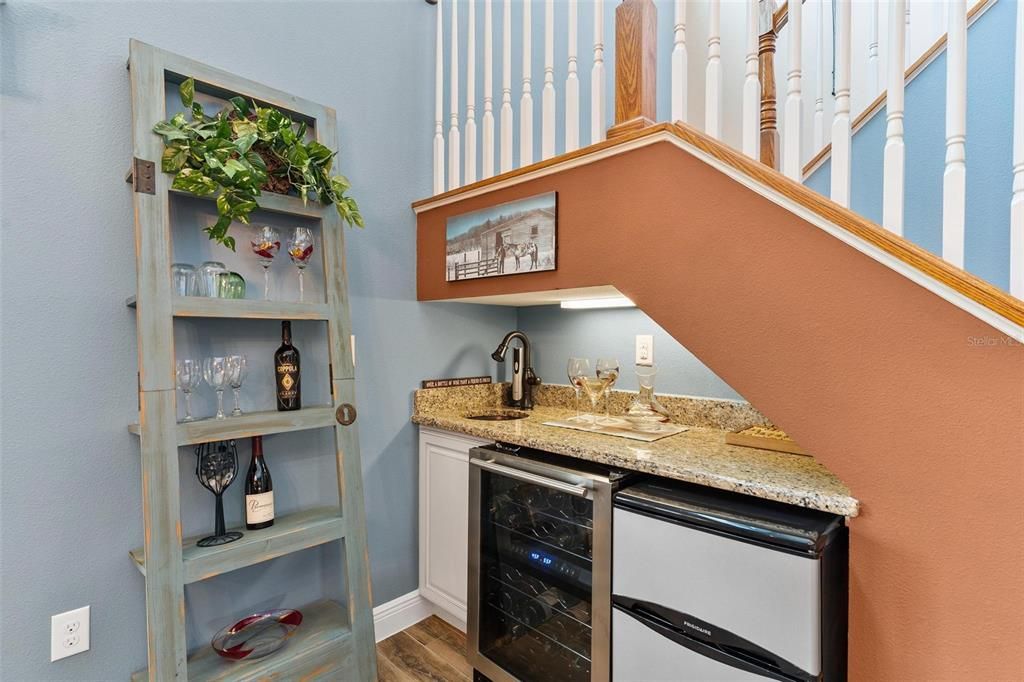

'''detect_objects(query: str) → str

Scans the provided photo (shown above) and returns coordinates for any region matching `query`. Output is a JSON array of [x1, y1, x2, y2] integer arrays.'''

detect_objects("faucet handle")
[[526, 368, 542, 386]]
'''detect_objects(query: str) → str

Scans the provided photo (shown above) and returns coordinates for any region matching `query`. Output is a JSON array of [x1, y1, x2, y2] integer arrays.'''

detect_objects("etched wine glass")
[[250, 226, 280, 301], [287, 227, 315, 302], [580, 365, 606, 429], [175, 358, 202, 422], [226, 354, 248, 417], [567, 357, 589, 422], [595, 357, 620, 426], [203, 356, 230, 420]]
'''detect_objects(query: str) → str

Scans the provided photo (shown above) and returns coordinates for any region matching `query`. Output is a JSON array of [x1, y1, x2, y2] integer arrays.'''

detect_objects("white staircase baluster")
[[542, 0, 556, 159], [868, 0, 880, 98], [565, 0, 580, 152], [742, 0, 759, 158], [814, 0, 825, 151], [905, 4, 912, 69], [501, 0, 513, 173], [883, 0, 907, 235], [591, 0, 606, 143], [481, 0, 495, 180], [448, 0, 461, 189], [465, 0, 477, 185], [1011, 0, 1024, 298], [831, 0, 852, 206], [705, 0, 722, 138], [783, 0, 803, 178], [433, 0, 445, 194], [672, 0, 688, 124], [942, 0, 967, 267], [520, 0, 534, 166]]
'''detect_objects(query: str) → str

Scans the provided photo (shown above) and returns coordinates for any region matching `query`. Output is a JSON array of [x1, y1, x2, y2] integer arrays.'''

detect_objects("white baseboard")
[[373, 590, 468, 642], [373, 590, 434, 642]]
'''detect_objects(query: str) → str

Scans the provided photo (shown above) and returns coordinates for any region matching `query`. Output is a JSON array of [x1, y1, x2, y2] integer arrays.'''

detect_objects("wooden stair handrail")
[[412, 121, 1024, 329]]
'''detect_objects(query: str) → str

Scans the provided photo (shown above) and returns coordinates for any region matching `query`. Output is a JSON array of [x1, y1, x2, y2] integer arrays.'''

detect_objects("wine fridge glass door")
[[474, 466, 595, 682]]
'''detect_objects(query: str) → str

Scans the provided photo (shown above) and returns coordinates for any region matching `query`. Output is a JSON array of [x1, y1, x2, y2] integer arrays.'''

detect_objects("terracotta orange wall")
[[417, 141, 1024, 680]]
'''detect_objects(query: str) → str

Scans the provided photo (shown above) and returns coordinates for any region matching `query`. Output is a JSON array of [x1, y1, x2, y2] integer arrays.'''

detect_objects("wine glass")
[[567, 357, 589, 422], [175, 358, 202, 422], [203, 356, 230, 420], [579, 365, 605, 429], [226, 354, 248, 417], [287, 227, 315, 302], [250, 226, 280, 301], [595, 357, 620, 426]]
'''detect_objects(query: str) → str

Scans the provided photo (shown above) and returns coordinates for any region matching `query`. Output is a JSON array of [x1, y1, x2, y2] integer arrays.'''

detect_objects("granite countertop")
[[412, 384, 859, 517]]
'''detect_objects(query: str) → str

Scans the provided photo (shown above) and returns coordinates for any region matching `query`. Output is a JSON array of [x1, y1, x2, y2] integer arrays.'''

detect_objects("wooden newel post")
[[758, 0, 779, 169], [608, 0, 657, 140]]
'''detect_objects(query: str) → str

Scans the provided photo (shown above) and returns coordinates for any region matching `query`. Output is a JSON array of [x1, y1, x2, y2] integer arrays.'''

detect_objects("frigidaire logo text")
[[684, 621, 712, 637]]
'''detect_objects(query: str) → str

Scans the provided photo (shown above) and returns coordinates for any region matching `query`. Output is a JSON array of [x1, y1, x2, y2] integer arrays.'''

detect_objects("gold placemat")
[[542, 418, 688, 443]]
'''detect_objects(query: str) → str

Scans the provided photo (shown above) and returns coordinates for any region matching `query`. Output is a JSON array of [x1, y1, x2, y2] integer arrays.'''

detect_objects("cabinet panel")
[[419, 428, 489, 624]]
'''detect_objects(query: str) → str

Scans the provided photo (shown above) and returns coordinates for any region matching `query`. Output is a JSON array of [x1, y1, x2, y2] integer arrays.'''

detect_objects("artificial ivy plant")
[[153, 78, 363, 250]]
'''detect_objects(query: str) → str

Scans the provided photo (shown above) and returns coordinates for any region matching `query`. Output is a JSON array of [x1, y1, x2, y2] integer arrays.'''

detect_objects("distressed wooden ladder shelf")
[[125, 40, 376, 681]]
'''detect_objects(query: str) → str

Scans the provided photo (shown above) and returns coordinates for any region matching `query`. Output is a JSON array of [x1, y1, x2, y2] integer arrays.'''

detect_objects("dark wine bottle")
[[245, 436, 274, 530], [275, 321, 301, 411]]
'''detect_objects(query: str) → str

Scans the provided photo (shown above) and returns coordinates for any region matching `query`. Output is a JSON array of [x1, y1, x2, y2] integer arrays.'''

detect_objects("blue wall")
[[806, 0, 1015, 289], [515, 305, 742, 400], [0, 3, 515, 679]]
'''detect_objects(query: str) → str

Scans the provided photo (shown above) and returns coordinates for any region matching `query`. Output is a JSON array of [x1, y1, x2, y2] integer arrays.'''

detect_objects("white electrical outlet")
[[635, 334, 654, 366], [51, 606, 89, 661]]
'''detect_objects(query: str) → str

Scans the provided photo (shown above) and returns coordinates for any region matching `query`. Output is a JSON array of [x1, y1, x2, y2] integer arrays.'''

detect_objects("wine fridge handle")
[[470, 458, 590, 498]]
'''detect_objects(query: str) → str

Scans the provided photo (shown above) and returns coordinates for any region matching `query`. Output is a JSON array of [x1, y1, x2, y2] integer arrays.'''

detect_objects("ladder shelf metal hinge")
[[131, 158, 156, 194]]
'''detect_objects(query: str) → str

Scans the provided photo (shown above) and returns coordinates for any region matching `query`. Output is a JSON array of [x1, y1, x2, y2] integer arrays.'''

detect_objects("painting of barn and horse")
[[445, 192, 557, 281]]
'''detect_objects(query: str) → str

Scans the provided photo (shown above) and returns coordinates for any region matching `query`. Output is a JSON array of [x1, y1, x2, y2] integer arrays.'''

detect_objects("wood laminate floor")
[[377, 616, 473, 681]]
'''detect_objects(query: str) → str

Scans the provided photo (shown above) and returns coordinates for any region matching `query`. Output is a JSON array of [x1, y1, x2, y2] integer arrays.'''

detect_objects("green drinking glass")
[[218, 272, 246, 299]]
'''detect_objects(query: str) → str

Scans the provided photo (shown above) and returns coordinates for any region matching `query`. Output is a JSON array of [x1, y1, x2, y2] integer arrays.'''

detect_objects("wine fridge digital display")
[[468, 444, 632, 682]]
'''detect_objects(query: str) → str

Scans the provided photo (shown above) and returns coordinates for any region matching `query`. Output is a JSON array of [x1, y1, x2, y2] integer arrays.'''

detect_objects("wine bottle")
[[275, 321, 301, 411], [245, 436, 274, 530]]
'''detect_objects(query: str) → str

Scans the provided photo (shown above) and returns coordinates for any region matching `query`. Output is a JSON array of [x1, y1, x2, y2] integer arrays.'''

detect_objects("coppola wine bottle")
[[245, 436, 274, 530], [275, 321, 301, 411]]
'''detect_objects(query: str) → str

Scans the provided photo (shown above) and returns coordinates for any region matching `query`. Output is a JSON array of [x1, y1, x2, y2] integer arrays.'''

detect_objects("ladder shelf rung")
[[128, 405, 337, 446], [126, 295, 332, 321], [129, 507, 346, 584], [130, 597, 352, 681]]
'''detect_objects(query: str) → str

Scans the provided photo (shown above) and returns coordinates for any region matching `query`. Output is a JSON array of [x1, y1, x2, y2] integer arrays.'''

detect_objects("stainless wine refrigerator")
[[467, 443, 633, 682]]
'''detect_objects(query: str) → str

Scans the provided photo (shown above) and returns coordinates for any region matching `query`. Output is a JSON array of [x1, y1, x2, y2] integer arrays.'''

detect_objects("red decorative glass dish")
[[211, 608, 303, 661]]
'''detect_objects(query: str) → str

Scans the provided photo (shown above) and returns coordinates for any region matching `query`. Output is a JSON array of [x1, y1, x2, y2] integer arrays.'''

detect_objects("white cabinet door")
[[418, 428, 489, 624]]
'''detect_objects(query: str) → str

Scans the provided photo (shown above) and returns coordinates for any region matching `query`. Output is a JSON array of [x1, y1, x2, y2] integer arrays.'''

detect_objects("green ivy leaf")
[[191, 101, 205, 121], [179, 78, 195, 108], [306, 141, 333, 165], [330, 174, 351, 193], [229, 96, 251, 116], [153, 120, 188, 141], [286, 144, 308, 169], [161, 143, 188, 172], [172, 168, 217, 196], [233, 133, 257, 155], [222, 235, 237, 251]]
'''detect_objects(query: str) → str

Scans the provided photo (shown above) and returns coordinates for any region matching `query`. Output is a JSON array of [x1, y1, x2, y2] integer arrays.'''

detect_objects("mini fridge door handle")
[[613, 596, 816, 682], [470, 458, 590, 498]]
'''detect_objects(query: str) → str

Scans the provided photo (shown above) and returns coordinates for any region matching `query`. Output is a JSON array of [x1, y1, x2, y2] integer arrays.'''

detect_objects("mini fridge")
[[612, 479, 848, 681]]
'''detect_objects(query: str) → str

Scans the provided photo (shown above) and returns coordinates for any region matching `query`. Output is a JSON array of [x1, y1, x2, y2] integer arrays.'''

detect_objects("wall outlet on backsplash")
[[635, 335, 654, 366]]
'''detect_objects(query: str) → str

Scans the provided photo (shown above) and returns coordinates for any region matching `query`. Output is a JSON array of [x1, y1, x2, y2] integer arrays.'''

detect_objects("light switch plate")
[[635, 334, 654, 366], [51, 605, 90, 661]]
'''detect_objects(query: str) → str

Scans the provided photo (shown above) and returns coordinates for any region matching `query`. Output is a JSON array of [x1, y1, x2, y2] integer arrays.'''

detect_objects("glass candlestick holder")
[[624, 365, 673, 432]]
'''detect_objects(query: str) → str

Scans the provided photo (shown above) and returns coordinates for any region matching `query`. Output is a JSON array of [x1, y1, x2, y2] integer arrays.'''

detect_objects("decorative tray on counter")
[[542, 417, 689, 443]]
